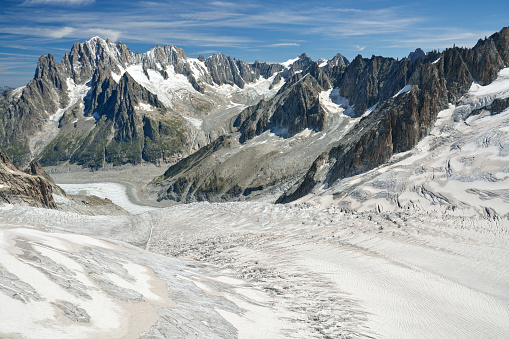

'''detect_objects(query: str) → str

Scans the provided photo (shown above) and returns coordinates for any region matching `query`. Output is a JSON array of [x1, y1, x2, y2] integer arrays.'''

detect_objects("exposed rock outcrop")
[[408, 48, 426, 63], [235, 64, 330, 143], [0, 152, 56, 208], [36, 70, 188, 168]]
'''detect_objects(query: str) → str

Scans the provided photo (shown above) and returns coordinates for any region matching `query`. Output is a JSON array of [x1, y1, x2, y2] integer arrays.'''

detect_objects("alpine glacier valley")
[[1, 26, 509, 339]]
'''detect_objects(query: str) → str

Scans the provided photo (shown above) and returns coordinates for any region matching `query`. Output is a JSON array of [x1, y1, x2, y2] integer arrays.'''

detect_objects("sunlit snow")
[[281, 56, 300, 68]]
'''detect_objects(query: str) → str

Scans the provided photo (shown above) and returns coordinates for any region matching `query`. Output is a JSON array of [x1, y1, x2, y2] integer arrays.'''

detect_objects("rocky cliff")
[[277, 27, 509, 203], [234, 63, 329, 143], [36, 68, 189, 169], [0, 152, 57, 208]]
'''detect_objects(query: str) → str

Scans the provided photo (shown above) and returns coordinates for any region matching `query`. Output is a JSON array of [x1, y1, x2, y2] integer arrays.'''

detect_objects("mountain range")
[[1, 27, 508, 207], [1, 26, 509, 339]]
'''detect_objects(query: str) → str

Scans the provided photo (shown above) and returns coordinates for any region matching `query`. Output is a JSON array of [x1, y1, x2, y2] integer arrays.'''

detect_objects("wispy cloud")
[[195, 50, 220, 56], [0, 52, 41, 58], [265, 43, 300, 47], [210, 1, 238, 7], [179, 11, 243, 21], [383, 29, 494, 50], [48, 26, 75, 39], [210, 1, 260, 9], [309, 7, 425, 37], [22, 0, 94, 6], [1, 0, 507, 86]]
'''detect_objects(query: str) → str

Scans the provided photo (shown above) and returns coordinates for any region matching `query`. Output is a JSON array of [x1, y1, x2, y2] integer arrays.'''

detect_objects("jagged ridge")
[[0, 37, 291, 167], [277, 27, 509, 203]]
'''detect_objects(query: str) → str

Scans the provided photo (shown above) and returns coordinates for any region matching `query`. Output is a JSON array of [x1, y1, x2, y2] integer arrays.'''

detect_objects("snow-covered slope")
[[0, 222, 257, 339], [1, 191, 508, 338]]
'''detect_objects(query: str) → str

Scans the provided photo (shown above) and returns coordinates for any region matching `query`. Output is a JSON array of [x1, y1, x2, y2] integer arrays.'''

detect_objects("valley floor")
[[1, 182, 508, 338]]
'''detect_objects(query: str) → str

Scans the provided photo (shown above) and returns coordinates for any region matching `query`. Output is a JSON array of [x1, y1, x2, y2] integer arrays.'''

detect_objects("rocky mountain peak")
[[330, 53, 350, 68], [145, 45, 187, 65], [34, 53, 58, 79], [408, 48, 426, 63], [204, 53, 261, 88], [306, 62, 331, 90]]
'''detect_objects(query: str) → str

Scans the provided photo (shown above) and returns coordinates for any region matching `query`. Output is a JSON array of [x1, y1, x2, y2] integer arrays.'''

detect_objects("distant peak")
[[408, 48, 425, 63], [87, 36, 111, 45]]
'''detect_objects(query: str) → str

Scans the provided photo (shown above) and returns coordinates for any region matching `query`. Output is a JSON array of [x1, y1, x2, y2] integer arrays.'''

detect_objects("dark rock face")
[[24, 160, 66, 196], [204, 53, 285, 88], [408, 48, 426, 63], [329, 53, 350, 68], [235, 64, 330, 143], [251, 61, 284, 79], [333, 55, 411, 115], [277, 27, 509, 203], [0, 52, 72, 165], [152, 135, 234, 202], [38, 71, 188, 169], [280, 53, 314, 80], [0, 152, 57, 208], [0, 39, 133, 166]]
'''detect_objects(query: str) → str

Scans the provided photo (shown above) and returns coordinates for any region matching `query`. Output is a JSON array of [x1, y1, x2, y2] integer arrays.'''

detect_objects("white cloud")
[[354, 45, 365, 51], [210, 1, 258, 9], [195, 50, 219, 56], [48, 26, 75, 39]]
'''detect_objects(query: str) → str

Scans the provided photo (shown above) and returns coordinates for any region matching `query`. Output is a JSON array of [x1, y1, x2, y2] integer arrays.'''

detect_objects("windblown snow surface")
[[1, 70, 509, 338]]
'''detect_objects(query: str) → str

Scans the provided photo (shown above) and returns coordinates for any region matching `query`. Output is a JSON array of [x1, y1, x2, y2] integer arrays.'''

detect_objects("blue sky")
[[1, 0, 508, 87]]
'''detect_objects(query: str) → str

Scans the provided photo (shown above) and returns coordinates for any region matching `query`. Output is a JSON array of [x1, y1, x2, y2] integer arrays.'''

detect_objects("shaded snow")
[[318, 58, 329, 67], [362, 102, 378, 117], [467, 67, 509, 99], [320, 88, 344, 114]]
